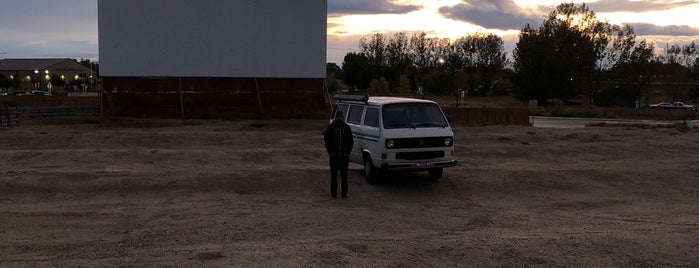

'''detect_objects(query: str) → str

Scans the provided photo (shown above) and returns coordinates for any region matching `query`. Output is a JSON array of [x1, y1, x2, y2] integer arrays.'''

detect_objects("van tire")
[[428, 168, 443, 181], [363, 156, 380, 185]]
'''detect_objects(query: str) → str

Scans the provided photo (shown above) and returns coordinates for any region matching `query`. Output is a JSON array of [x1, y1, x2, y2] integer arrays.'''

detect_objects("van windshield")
[[382, 103, 448, 129]]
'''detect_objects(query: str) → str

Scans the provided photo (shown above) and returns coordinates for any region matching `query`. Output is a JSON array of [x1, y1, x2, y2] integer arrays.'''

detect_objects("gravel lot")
[[1, 120, 698, 267]]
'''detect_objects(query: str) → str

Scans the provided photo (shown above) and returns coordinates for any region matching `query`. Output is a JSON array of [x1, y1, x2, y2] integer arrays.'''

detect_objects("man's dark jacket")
[[324, 120, 354, 156]]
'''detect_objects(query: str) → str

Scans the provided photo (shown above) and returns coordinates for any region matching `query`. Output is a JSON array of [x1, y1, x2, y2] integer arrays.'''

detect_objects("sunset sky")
[[1, 0, 698, 64], [327, 0, 699, 63]]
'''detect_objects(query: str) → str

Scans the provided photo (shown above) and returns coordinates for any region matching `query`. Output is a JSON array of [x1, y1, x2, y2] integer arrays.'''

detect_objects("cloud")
[[0, 39, 98, 60], [0, 0, 97, 59], [439, 0, 543, 30], [327, 35, 363, 64], [587, 0, 696, 13], [328, 0, 421, 15], [0, 0, 96, 27], [629, 23, 699, 37]]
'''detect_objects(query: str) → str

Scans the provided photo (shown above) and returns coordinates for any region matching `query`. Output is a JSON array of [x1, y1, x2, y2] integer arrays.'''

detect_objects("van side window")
[[347, 105, 364, 125], [363, 107, 379, 128], [335, 104, 349, 119]]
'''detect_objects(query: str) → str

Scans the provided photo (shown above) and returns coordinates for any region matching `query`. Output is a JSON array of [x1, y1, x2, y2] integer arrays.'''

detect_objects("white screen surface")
[[98, 0, 326, 78]]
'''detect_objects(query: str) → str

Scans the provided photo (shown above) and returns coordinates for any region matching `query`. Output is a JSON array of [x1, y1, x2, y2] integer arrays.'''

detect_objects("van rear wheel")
[[363, 157, 380, 185]]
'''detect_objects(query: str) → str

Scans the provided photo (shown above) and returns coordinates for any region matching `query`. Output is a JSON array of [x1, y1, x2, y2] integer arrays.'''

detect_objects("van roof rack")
[[334, 94, 369, 104]]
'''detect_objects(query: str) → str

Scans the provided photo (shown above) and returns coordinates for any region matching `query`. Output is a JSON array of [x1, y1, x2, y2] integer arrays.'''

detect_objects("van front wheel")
[[428, 168, 443, 181], [363, 157, 380, 185]]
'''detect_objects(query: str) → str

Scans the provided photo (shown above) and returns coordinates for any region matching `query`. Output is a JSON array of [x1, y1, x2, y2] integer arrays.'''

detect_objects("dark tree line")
[[338, 31, 508, 96], [335, 3, 699, 106], [512, 3, 698, 105], [513, 3, 607, 103]]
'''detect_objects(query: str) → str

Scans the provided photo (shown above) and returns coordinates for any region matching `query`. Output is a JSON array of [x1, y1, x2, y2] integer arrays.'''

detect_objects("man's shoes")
[[331, 194, 337, 199], [341, 195, 348, 199]]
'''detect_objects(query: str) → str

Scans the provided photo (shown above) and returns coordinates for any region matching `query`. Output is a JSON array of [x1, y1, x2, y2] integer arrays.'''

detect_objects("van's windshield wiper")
[[414, 122, 445, 128], [384, 123, 409, 128]]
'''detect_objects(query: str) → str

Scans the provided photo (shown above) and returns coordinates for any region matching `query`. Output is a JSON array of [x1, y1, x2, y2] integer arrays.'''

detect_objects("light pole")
[[34, 69, 39, 91], [44, 70, 51, 94], [438, 58, 460, 108]]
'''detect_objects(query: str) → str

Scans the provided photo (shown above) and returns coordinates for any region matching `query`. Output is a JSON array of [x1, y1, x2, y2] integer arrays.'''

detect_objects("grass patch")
[[431, 96, 697, 120], [530, 106, 696, 120], [239, 119, 328, 131], [21, 116, 102, 126]]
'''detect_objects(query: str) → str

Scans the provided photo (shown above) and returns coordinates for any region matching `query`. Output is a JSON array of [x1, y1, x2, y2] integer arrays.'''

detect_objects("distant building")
[[0, 58, 95, 95], [98, 0, 328, 118]]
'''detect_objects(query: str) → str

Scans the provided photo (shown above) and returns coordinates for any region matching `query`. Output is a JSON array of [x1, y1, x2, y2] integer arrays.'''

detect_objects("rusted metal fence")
[[443, 107, 530, 126], [1, 103, 20, 127], [7, 106, 100, 118], [101, 77, 326, 118], [0, 96, 99, 107]]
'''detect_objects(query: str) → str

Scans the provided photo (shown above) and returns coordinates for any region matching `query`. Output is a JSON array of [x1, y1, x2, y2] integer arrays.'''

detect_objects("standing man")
[[324, 111, 354, 199]]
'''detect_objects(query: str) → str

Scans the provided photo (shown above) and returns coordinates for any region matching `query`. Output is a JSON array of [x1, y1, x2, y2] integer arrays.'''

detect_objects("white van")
[[331, 95, 457, 184]]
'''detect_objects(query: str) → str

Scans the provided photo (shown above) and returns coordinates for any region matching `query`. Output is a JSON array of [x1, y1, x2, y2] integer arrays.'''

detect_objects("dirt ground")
[[1, 119, 698, 267]]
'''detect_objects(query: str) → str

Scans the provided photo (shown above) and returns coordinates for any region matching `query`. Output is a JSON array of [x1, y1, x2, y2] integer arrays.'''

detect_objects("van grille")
[[392, 137, 450, 149], [396, 151, 445, 160]]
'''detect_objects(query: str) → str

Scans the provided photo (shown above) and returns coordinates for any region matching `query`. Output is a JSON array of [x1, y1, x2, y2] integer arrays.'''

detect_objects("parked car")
[[649, 102, 696, 111], [649, 102, 672, 109]]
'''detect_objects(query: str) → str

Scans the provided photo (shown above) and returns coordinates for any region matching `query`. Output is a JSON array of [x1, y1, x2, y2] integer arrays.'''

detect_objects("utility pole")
[[438, 58, 460, 108]]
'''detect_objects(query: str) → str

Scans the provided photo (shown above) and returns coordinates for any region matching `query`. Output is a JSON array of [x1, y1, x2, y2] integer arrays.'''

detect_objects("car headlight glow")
[[444, 137, 453, 147], [386, 139, 395, 149]]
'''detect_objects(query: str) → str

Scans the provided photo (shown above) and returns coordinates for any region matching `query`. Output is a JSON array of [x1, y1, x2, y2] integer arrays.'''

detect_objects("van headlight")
[[444, 137, 453, 147], [386, 139, 395, 149]]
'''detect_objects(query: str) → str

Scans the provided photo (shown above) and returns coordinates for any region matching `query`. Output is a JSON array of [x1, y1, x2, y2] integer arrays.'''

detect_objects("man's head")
[[335, 111, 345, 121]]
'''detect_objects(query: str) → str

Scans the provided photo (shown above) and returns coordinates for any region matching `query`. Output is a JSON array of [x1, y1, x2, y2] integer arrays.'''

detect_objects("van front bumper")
[[381, 159, 457, 171]]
